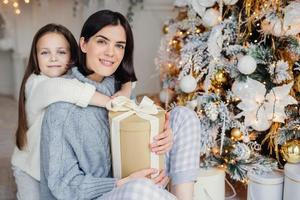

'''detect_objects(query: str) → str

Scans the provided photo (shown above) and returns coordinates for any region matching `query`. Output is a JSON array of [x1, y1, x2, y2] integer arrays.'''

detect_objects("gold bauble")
[[231, 128, 243, 140], [162, 24, 169, 34], [195, 25, 205, 34], [211, 70, 228, 87], [171, 38, 182, 53], [281, 139, 300, 164]]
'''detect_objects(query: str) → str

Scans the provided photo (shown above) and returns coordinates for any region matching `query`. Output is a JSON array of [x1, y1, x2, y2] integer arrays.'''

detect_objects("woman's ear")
[[80, 37, 87, 53]]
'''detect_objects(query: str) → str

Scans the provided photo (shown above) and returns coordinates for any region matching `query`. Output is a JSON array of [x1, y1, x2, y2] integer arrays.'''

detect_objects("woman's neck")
[[87, 73, 104, 82]]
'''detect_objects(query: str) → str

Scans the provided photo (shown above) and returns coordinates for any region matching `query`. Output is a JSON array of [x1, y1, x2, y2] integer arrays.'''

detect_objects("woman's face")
[[37, 32, 71, 77], [80, 24, 126, 82]]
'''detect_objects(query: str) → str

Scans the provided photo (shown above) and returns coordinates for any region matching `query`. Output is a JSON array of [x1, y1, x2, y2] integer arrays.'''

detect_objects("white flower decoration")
[[234, 78, 297, 131]]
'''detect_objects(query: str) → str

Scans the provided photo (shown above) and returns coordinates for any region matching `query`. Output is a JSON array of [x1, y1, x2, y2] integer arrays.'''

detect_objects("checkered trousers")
[[166, 106, 201, 185], [98, 179, 176, 200]]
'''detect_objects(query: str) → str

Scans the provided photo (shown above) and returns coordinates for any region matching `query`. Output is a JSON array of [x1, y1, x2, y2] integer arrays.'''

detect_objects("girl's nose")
[[50, 54, 58, 62]]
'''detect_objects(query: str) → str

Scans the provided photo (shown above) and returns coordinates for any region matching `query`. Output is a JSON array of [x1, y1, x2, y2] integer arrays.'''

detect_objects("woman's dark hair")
[[77, 10, 137, 84], [16, 23, 78, 150]]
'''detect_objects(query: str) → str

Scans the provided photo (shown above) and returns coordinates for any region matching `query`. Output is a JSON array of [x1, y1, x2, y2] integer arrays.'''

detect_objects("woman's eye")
[[116, 44, 125, 49], [97, 40, 107, 44]]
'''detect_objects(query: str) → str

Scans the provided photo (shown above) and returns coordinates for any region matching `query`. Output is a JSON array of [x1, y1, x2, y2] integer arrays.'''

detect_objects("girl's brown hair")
[[16, 23, 78, 150]]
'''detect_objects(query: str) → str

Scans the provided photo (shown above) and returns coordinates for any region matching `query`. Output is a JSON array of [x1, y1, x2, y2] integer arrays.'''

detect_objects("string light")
[[0, 0, 31, 15], [13, 2, 18, 8], [15, 8, 20, 14]]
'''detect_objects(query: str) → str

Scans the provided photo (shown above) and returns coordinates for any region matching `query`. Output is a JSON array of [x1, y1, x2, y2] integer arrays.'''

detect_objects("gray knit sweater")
[[40, 67, 117, 200]]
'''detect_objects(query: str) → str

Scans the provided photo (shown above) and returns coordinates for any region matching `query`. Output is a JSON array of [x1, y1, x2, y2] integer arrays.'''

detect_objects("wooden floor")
[[0, 95, 247, 200], [0, 96, 17, 200]]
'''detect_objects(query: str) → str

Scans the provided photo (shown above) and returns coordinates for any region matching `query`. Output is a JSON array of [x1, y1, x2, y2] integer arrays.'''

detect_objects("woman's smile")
[[99, 58, 115, 67]]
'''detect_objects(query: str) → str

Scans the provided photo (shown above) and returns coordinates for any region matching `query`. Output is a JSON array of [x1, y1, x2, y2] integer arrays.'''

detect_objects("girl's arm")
[[112, 81, 132, 98], [27, 77, 110, 113]]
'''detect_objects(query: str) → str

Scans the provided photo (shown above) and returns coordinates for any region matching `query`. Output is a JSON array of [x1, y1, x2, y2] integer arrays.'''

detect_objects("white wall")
[[0, 0, 175, 98], [131, 0, 174, 95], [0, 50, 13, 95]]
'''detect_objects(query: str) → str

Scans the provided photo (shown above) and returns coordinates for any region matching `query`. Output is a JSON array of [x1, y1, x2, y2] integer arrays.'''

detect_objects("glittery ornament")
[[281, 139, 300, 163]]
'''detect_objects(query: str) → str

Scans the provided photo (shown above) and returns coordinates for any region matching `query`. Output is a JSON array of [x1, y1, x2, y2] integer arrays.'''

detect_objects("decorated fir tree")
[[156, 0, 300, 182]]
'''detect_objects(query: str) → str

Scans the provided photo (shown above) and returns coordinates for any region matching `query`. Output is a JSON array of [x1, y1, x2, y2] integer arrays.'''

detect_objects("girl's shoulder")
[[25, 73, 48, 93]]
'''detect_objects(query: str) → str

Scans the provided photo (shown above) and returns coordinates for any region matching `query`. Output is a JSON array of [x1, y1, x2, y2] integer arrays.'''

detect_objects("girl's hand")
[[116, 168, 158, 187], [150, 112, 173, 155]]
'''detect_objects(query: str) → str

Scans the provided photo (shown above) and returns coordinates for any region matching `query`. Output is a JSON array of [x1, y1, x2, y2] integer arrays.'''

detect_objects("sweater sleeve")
[[40, 104, 117, 199], [28, 77, 96, 114]]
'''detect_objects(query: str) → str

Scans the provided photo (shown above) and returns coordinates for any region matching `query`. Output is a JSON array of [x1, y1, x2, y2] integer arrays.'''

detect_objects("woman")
[[40, 10, 200, 200]]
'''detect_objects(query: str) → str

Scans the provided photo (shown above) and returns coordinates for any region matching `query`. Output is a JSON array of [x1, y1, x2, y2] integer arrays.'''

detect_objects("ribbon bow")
[[107, 96, 161, 179], [106, 96, 159, 115]]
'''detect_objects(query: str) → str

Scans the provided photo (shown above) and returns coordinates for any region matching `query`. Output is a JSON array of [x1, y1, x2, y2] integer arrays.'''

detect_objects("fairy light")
[[13, 1, 18, 7], [1, 0, 31, 15], [15, 8, 20, 14]]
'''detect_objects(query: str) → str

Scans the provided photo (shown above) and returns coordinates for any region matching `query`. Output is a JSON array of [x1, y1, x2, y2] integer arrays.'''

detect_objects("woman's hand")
[[116, 168, 169, 187], [150, 112, 173, 155], [151, 169, 169, 188]]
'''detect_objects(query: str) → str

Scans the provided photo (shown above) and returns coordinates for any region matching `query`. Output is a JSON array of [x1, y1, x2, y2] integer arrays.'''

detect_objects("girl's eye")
[[58, 51, 67, 55], [41, 51, 49, 55], [116, 44, 125, 49]]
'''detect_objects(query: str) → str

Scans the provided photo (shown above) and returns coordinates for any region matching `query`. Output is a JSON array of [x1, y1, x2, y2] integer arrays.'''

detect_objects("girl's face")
[[36, 32, 71, 77], [80, 24, 126, 82]]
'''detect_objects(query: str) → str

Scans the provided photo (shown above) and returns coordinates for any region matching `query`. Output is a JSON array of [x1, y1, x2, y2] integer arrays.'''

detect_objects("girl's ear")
[[80, 37, 87, 53]]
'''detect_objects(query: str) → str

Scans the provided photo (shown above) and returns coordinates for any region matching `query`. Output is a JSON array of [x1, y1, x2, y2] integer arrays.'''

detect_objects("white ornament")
[[190, 0, 206, 17], [233, 143, 251, 160], [283, 2, 300, 36], [198, 0, 216, 7], [208, 24, 223, 58], [273, 19, 283, 37], [159, 89, 173, 103], [179, 75, 197, 93], [234, 78, 297, 131], [237, 55, 257, 75], [223, 0, 239, 6], [174, 0, 190, 7], [232, 80, 250, 99], [204, 102, 219, 121], [202, 8, 221, 27]]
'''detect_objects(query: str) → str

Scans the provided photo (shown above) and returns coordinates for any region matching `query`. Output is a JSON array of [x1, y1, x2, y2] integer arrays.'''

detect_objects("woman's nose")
[[104, 44, 114, 57]]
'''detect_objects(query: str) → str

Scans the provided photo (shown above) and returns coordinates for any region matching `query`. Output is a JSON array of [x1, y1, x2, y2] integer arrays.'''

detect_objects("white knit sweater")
[[11, 73, 96, 180]]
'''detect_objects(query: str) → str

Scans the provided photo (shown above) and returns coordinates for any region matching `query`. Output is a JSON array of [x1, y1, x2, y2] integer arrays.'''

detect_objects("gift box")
[[108, 96, 165, 179], [283, 163, 300, 200], [194, 168, 225, 200], [247, 171, 284, 200]]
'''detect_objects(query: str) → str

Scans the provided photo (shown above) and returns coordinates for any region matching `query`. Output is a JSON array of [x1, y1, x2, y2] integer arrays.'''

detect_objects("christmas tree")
[[156, 0, 300, 182]]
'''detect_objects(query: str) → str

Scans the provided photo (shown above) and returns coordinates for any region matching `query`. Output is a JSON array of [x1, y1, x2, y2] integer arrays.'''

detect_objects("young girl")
[[11, 23, 135, 200]]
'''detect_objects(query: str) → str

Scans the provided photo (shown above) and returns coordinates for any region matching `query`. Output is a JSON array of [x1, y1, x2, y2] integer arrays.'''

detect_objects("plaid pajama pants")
[[98, 106, 201, 199]]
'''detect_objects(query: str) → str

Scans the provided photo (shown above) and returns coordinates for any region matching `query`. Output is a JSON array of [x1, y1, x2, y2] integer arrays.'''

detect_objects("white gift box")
[[194, 168, 225, 200], [247, 171, 284, 200], [283, 163, 300, 200]]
